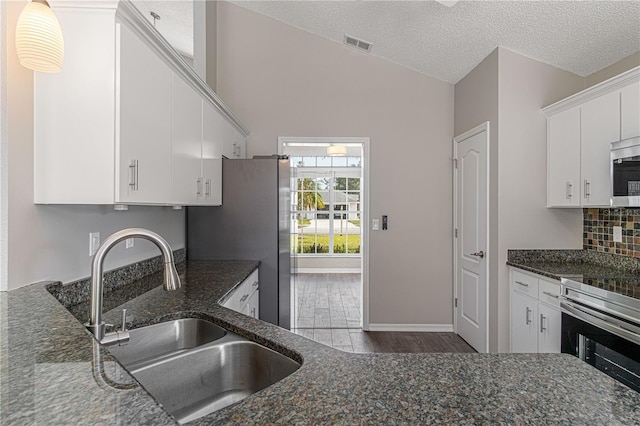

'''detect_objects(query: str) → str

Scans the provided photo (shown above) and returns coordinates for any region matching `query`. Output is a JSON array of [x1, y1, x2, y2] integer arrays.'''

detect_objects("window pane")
[[348, 157, 361, 167], [291, 157, 303, 167], [316, 156, 331, 167], [347, 178, 360, 190], [332, 156, 347, 167], [347, 191, 360, 204], [316, 234, 330, 253], [302, 156, 316, 167]]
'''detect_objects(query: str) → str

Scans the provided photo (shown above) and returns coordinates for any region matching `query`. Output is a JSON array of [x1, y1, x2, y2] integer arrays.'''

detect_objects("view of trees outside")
[[291, 157, 361, 255]]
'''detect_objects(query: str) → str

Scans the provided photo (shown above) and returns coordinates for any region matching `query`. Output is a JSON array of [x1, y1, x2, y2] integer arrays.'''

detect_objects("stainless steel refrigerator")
[[186, 156, 291, 329]]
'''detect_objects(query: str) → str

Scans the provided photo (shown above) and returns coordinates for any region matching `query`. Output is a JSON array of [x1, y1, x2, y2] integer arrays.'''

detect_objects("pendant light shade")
[[15, 0, 64, 73], [327, 145, 347, 157]]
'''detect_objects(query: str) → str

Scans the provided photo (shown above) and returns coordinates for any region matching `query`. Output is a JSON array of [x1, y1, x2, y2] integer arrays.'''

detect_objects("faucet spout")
[[86, 228, 181, 343]]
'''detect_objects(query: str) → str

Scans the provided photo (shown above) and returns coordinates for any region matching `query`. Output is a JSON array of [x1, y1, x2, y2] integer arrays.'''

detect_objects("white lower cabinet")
[[223, 269, 259, 318], [510, 268, 561, 353]]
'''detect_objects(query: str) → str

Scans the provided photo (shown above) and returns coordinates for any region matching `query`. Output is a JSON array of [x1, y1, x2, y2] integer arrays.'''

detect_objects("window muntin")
[[291, 164, 361, 255]]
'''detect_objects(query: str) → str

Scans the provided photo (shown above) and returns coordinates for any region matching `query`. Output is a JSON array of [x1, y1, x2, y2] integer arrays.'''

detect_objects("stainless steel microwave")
[[611, 137, 640, 207]]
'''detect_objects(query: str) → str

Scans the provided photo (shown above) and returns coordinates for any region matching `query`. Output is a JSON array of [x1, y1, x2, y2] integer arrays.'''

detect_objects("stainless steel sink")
[[107, 319, 301, 423], [107, 318, 226, 370]]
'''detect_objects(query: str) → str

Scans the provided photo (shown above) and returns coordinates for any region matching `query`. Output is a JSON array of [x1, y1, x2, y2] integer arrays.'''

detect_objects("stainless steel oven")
[[611, 137, 640, 207], [560, 278, 640, 392]]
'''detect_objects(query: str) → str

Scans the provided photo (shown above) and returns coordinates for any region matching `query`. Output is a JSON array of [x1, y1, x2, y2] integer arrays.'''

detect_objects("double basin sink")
[[107, 318, 301, 424]]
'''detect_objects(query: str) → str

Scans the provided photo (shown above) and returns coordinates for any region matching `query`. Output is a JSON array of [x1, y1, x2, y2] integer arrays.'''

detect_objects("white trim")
[[296, 268, 360, 274], [0, 0, 7, 291], [368, 324, 454, 333], [279, 136, 371, 331], [452, 122, 490, 353], [543, 66, 640, 116]]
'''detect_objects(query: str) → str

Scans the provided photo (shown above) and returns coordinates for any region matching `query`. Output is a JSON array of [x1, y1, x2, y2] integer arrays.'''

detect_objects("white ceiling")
[[131, 0, 194, 58], [132, 0, 640, 84]]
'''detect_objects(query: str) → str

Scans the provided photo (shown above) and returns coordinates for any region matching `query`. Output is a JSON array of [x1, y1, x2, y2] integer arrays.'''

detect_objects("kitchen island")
[[2, 260, 639, 425]]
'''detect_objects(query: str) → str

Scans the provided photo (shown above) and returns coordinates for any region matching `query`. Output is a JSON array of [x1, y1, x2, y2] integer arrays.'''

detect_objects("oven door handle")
[[561, 300, 640, 346]]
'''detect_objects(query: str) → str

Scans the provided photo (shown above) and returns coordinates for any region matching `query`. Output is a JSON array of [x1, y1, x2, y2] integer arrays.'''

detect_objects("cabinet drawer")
[[512, 270, 539, 297], [538, 278, 561, 308]]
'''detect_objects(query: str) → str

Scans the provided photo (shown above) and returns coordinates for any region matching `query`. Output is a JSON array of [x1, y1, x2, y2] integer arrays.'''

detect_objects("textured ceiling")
[[131, 0, 640, 84], [131, 0, 194, 58]]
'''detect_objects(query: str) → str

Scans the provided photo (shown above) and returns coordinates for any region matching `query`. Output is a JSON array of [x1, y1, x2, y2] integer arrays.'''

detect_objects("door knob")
[[469, 250, 485, 259]]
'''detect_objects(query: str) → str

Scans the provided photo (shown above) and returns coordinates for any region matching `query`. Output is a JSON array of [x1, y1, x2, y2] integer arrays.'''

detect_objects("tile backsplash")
[[583, 208, 640, 258]]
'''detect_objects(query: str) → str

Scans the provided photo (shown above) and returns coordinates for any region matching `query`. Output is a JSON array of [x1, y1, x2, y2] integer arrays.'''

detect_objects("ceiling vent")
[[344, 35, 372, 53]]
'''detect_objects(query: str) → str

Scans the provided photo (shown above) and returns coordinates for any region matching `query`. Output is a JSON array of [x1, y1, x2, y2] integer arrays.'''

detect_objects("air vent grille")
[[344, 35, 372, 53]]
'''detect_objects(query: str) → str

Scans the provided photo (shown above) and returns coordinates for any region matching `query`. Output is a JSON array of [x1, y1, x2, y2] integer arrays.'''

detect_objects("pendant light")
[[15, 0, 64, 73], [327, 145, 347, 157]]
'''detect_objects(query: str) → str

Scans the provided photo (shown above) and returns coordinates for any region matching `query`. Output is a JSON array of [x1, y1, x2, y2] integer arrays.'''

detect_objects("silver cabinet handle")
[[205, 178, 211, 197], [584, 179, 590, 198], [196, 177, 202, 196], [542, 291, 559, 299], [469, 250, 484, 258], [566, 181, 573, 199], [540, 314, 547, 332], [240, 294, 249, 302], [515, 280, 529, 287], [129, 160, 139, 190], [526, 307, 532, 325]]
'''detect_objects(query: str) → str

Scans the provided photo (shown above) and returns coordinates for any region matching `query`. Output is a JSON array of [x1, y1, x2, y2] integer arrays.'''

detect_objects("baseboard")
[[295, 268, 361, 274], [367, 323, 454, 332]]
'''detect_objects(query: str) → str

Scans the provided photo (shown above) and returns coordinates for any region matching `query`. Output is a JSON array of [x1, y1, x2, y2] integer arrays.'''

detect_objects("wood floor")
[[291, 273, 476, 353]]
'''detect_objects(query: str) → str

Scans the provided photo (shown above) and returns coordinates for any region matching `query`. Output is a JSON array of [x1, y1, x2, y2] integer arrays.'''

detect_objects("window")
[[291, 159, 361, 255]]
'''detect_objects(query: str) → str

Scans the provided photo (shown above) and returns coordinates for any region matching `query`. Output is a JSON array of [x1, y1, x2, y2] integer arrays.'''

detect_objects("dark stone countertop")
[[507, 249, 640, 300], [2, 260, 640, 425]]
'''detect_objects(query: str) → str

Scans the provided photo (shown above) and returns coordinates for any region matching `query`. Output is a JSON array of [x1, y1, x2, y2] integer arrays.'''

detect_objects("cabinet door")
[[222, 121, 246, 159], [116, 23, 172, 204], [202, 101, 224, 205], [547, 108, 581, 207], [581, 91, 621, 206], [171, 75, 203, 205], [621, 81, 640, 140], [510, 291, 538, 353], [538, 303, 561, 353], [247, 289, 259, 319]]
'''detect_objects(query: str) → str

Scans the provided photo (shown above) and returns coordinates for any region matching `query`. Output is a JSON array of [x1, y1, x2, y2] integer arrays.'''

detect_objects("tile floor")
[[291, 273, 475, 353]]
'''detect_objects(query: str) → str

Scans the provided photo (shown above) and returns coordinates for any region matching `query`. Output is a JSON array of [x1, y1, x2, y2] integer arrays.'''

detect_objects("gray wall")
[[454, 48, 587, 352], [454, 49, 500, 350], [216, 2, 455, 327], [2, 1, 185, 291], [496, 48, 585, 352]]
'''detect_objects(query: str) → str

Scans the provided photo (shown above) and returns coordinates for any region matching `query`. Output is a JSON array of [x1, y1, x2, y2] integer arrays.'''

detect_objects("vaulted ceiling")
[[134, 0, 640, 84]]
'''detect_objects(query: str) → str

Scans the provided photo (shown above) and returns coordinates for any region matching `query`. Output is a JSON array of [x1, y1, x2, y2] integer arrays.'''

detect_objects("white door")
[[454, 123, 489, 353]]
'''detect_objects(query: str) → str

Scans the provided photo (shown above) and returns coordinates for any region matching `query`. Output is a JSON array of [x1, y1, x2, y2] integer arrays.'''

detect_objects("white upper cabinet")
[[621, 81, 640, 139], [202, 102, 224, 205], [34, 1, 248, 206], [544, 66, 639, 208], [117, 23, 173, 204], [547, 107, 581, 207], [580, 91, 620, 207], [222, 120, 247, 159]]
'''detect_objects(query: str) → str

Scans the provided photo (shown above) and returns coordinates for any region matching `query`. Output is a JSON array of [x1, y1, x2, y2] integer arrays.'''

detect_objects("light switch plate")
[[613, 226, 622, 243], [372, 219, 380, 231]]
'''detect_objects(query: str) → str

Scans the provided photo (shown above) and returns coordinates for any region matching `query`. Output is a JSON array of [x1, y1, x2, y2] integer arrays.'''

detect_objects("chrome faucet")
[[86, 228, 181, 345]]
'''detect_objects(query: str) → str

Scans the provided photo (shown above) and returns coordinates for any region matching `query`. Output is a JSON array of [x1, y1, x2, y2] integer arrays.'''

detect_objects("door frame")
[[278, 136, 370, 330], [452, 122, 490, 352]]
